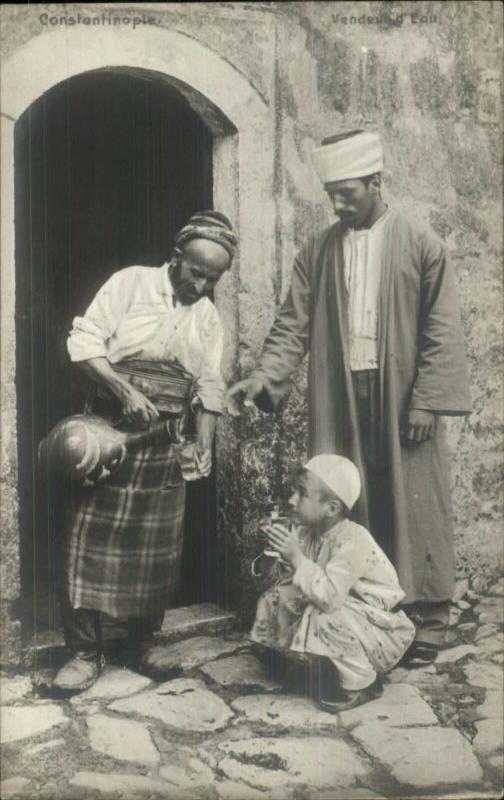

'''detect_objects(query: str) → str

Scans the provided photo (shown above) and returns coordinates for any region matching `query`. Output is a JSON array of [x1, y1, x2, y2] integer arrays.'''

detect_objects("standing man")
[[54, 211, 236, 691], [227, 130, 471, 665]]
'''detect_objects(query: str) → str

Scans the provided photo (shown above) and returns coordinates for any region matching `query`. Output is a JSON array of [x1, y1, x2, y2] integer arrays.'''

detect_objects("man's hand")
[[226, 376, 266, 416], [120, 386, 159, 428], [78, 357, 159, 428], [265, 523, 303, 569], [195, 408, 218, 477], [401, 409, 436, 444]]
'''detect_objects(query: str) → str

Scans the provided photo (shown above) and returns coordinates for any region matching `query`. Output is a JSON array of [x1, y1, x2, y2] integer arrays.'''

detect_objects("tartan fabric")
[[63, 439, 185, 618]]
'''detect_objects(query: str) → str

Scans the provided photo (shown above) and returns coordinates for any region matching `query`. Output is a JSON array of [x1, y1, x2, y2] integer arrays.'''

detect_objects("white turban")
[[312, 131, 383, 185], [304, 455, 361, 511]]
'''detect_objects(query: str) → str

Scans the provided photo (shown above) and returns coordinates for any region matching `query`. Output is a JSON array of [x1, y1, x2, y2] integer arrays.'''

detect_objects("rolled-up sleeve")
[[293, 536, 371, 613], [67, 272, 127, 362], [192, 302, 225, 414]]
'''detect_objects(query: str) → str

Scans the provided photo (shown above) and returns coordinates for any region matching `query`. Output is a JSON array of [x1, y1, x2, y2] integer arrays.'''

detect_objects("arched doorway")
[[1, 26, 275, 663], [14, 69, 231, 637]]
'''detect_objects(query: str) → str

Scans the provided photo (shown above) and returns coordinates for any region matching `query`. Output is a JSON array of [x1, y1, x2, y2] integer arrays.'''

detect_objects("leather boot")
[[53, 651, 102, 692]]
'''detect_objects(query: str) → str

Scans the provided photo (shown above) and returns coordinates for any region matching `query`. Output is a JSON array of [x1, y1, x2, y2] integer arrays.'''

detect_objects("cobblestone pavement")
[[1, 577, 503, 799]]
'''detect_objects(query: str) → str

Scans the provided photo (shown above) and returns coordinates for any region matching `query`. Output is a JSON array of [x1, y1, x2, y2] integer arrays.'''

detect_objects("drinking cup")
[[173, 436, 202, 481]]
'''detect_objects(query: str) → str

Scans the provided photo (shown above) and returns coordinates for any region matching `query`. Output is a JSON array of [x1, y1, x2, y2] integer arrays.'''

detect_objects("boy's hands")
[[265, 523, 303, 569]]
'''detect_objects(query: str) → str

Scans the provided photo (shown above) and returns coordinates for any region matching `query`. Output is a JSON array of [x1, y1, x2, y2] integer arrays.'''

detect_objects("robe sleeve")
[[409, 230, 472, 415], [292, 531, 371, 613], [250, 241, 313, 411]]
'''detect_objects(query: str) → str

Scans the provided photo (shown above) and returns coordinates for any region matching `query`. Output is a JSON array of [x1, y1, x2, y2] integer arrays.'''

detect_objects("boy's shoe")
[[248, 646, 310, 692], [248, 642, 271, 665], [53, 651, 103, 692], [318, 677, 383, 714], [282, 652, 312, 695]]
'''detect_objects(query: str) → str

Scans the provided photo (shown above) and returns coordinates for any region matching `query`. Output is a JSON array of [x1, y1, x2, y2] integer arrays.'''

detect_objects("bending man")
[[55, 211, 236, 691]]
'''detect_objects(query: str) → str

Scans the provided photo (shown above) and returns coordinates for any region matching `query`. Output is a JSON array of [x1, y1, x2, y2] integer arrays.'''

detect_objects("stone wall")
[[1, 2, 502, 646], [271, 0, 503, 580]]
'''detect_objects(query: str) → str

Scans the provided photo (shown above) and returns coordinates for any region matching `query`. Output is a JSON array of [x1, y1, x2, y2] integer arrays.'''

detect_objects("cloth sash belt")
[[93, 359, 195, 417]]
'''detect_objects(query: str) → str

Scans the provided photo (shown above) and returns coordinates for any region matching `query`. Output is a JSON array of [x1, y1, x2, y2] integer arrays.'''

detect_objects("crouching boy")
[[250, 455, 416, 712]]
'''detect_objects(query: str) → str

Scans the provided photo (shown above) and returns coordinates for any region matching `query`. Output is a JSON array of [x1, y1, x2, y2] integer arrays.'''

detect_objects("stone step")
[[155, 603, 236, 645], [21, 603, 236, 669], [21, 627, 67, 670]]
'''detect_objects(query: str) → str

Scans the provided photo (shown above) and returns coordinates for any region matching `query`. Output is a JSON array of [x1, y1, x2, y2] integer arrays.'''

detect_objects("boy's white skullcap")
[[304, 454, 361, 510]]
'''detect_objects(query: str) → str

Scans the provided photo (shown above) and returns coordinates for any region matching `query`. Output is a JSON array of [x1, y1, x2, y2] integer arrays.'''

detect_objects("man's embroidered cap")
[[312, 129, 383, 185], [304, 454, 362, 510], [174, 210, 237, 263]]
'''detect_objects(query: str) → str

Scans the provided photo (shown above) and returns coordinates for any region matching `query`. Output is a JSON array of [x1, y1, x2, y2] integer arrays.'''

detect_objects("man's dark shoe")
[[53, 651, 102, 692], [402, 640, 440, 668], [318, 677, 383, 714], [125, 635, 157, 673]]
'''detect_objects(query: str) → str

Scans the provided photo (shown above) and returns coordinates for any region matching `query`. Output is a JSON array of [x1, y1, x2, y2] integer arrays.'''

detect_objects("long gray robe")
[[252, 209, 471, 603]]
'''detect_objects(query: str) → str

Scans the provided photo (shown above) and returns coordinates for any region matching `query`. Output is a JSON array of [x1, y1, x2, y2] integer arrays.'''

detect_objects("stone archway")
[[1, 25, 276, 663]]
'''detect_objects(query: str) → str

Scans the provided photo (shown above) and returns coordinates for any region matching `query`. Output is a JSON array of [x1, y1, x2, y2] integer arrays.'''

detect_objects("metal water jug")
[[38, 414, 181, 486]]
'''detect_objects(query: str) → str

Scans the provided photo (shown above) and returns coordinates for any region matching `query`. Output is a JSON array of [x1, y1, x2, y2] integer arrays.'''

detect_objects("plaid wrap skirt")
[[63, 439, 185, 618]]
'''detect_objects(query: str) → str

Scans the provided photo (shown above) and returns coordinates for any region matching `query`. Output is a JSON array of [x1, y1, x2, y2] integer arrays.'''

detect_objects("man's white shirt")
[[67, 265, 225, 413]]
